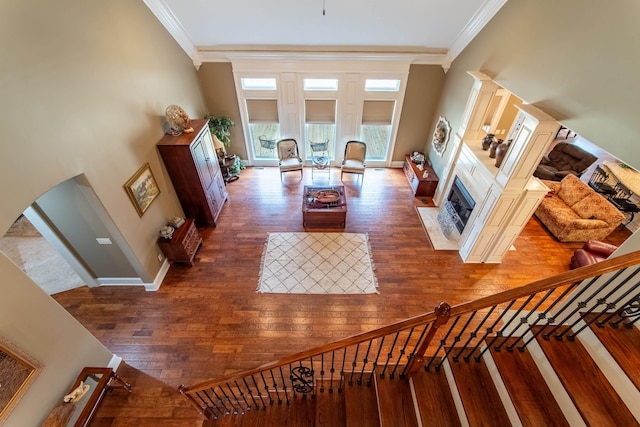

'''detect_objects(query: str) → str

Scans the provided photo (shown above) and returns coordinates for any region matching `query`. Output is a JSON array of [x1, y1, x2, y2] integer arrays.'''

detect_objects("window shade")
[[246, 99, 279, 123], [305, 100, 336, 124], [362, 100, 395, 125]]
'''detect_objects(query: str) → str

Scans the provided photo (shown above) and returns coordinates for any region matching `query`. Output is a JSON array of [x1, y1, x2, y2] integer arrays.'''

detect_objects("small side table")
[[312, 155, 331, 182], [67, 367, 132, 427], [219, 155, 239, 183]]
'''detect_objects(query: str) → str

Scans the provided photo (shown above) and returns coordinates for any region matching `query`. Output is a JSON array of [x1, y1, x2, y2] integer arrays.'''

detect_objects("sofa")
[[570, 240, 618, 269], [535, 174, 625, 242], [534, 142, 597, 181]]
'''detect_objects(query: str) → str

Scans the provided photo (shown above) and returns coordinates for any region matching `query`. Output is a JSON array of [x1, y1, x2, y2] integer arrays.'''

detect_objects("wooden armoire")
[[157, 119, 228, 226]]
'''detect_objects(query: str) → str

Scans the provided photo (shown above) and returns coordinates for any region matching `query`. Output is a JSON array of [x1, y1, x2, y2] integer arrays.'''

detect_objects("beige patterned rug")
[[257, 232, 378, 294]]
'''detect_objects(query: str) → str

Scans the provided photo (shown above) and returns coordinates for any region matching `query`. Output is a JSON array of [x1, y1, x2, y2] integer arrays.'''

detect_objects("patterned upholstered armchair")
[[276, 138, 303, 180], [341, 141, 366, 181]]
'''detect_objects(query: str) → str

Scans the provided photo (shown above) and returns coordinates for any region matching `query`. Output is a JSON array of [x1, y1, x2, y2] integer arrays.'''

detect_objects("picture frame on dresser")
[[123, 162, 161, 217], [0, 335, 43, 423]]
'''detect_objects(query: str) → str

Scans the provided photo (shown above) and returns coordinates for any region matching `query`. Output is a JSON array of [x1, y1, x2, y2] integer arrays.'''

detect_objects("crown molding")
[[143, 0, 198, 65], [197, 49, 448, 65], [449, 0, 508, 61]]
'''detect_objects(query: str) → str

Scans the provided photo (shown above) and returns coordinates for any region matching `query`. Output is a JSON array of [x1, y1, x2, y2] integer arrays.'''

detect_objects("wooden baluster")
[[407, 302, 451, 375]]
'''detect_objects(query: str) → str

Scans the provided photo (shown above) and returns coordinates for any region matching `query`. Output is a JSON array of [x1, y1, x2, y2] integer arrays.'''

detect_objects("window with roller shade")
[[246, 99, 280, 158], [360, 100, 395, 159], [305, 99, 336, 160]]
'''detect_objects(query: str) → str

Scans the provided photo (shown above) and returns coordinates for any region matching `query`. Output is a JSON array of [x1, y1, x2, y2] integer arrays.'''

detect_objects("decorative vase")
[[159, 225, 175, 240], [495, 140, 511, 168], [481, 133, 495, 151], [489, 138, 503, 158]]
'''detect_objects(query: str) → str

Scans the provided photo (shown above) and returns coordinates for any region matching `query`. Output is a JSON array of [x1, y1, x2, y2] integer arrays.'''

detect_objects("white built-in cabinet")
[[439, 71, 560, 263]]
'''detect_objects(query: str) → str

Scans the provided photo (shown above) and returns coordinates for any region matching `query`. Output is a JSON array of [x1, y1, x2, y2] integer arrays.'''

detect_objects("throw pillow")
[[557, 175, 592, 207]]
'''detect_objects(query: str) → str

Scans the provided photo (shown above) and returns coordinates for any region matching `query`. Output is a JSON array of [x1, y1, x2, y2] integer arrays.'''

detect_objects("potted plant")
[[204, 113, 245, 179], [204, 114, 235, 147]]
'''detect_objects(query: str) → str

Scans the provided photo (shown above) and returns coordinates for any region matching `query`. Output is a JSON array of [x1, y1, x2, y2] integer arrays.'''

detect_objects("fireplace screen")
[[447, 177, 476, 232]]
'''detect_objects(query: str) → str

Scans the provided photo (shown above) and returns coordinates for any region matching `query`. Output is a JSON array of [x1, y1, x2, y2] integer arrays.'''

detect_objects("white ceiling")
[[144, 0, 508, 67]]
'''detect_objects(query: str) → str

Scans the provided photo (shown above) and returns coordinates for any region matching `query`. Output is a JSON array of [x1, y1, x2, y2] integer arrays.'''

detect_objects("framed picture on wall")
[[124, 163, 161, 217], [432, 116, 451, 157], [0, 336, 43, 423]]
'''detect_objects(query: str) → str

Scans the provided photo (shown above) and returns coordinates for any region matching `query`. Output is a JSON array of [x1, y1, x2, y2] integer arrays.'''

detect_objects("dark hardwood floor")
[[53, 165, 631, 426]]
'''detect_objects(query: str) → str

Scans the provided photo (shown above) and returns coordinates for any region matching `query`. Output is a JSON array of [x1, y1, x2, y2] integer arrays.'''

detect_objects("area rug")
[[416, 207, 460, 250], [0, 235, 85, 294], [257, 232, 378, 294]]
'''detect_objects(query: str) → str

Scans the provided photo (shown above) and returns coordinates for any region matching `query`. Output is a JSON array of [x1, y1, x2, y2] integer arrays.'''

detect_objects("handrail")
[[179, 250, 640, 419]]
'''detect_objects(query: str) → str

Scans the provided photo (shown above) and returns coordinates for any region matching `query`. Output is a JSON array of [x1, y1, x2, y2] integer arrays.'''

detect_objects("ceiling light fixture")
[[322, 0, 326, 16]]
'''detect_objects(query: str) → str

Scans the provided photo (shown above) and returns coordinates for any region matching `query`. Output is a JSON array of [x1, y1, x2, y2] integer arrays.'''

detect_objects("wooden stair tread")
[[532, 325, 637, 425], [375, 373, 419, 427], [315, 380, 346, 427], [446, 348, 511, 426], [489, 337, 569, 427], [343, 380, 381, 427], [584, 312, 640, 391], [411, 362, 461, 427], [206, 396, 315, 426]]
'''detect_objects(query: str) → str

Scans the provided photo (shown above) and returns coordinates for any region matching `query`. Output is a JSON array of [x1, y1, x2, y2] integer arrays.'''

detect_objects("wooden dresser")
[[157, 119, 228, 226], [157, 219, 202, 266], [403, 155, 439, 198]]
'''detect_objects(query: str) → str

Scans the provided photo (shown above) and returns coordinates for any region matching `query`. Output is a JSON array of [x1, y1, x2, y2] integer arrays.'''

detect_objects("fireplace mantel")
[[434, 72, 560, 263]]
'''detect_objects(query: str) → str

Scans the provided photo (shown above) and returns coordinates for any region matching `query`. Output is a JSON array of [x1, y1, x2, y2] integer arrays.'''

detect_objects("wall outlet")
[[157, 253, 164, 262]]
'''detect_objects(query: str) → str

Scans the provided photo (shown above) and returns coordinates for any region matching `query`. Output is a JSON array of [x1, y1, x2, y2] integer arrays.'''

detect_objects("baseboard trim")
[[145, 259, 170, 291], [108, 354, 123, 371], [97, 277, 144, 286]]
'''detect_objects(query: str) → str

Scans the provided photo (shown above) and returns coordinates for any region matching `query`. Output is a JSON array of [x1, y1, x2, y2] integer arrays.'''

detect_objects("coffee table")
[[302, 185, 347, 228]]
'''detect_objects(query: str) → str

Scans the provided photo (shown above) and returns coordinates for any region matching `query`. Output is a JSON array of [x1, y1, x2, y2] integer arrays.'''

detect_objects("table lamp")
[[212, 134, 226, 156]]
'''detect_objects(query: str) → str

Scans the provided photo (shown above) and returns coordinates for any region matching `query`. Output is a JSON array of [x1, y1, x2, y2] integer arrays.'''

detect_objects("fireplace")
[[447, 176, 476, 232]]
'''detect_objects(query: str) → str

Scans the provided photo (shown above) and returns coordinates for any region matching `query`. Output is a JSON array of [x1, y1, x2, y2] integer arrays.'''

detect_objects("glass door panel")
[[305, 124, 335, 160], [250, 123, 280, 159], [360, 124, 391, 160]]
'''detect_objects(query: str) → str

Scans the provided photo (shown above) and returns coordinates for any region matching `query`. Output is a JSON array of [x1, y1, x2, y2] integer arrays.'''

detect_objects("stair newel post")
[[407, 302, 451, 375]]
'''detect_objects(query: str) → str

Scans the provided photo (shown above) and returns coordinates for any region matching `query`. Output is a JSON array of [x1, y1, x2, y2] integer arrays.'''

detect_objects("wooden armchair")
[[341, 140, 366, 181], [276, 138, 303, 180]]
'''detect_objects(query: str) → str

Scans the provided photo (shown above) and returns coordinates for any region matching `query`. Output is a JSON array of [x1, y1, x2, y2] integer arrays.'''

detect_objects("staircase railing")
[[179, 250, 640, 420]]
